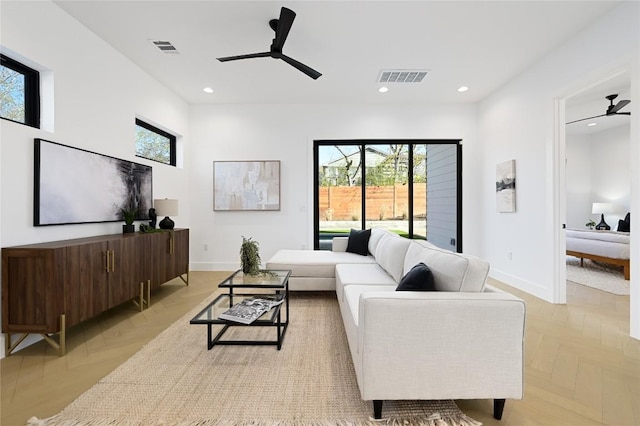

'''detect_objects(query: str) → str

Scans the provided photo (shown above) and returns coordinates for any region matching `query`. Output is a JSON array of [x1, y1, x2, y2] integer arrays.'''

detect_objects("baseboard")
[[489, 269, 552, 302], [190, 262, 239, 271]]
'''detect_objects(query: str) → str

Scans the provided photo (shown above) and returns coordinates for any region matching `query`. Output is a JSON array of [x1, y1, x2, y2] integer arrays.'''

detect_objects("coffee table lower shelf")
[[190, 293, 289, 350]]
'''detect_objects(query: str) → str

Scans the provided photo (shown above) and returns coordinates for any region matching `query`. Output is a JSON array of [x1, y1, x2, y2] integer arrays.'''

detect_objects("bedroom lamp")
[[154, 198, 178, 230], [592, 202, 615, 231]]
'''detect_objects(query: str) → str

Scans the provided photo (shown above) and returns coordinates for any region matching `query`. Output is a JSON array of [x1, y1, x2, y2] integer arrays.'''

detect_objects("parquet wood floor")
[[1, 272, 638, 425]]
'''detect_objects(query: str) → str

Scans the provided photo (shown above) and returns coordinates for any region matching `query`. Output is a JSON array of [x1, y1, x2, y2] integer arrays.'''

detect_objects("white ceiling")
[[53, 0, 623, 108]]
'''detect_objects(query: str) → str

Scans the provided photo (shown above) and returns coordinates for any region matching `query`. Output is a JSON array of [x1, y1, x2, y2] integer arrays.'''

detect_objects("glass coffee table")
[[190, 269, 291, 350]]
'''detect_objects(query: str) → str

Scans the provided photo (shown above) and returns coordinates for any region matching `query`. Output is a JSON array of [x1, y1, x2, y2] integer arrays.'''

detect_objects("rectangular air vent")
[[150, 40, 180, 55], [378, 69, 429, 83]]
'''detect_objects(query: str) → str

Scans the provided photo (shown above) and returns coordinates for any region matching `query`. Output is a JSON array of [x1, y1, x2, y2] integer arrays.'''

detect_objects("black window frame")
[[135, 118, 177, 166], [0, 54, 40, 128], [313, 139, 462, 252]]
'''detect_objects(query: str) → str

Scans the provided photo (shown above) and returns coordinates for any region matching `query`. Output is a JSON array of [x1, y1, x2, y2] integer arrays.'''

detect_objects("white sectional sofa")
[[266, 228, 526, 420]]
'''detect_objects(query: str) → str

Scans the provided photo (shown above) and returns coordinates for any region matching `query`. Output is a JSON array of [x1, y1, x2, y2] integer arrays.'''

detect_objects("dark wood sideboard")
[[2, 229, 189, 356]]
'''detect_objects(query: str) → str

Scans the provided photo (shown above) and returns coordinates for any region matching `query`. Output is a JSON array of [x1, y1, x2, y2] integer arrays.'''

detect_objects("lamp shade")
[[154, 199, 179, 216], [592, 202, 616, 215]]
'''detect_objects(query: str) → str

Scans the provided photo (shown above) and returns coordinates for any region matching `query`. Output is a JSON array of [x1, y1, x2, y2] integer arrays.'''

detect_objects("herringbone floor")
[[1, 272, 639, 426]]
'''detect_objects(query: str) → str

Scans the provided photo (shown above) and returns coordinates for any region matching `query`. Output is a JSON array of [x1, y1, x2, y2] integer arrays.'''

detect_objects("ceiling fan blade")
[[608, 99, 630, 114], [281, 54, 322, 79], [566, 114, 605, 125], [217, 52, 271, 62], [272, 7, 296, 51]]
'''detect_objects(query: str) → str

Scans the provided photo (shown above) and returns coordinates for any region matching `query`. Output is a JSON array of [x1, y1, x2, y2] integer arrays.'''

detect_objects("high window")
[[0, 54, 40, 128], [135, 118, 176, 166], [314, 140, 462, 252]]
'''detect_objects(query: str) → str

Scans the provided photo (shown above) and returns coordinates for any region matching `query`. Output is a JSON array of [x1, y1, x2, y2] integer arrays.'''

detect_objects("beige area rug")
[[31, 293, 481, 426], [566, 256, 630, 295]]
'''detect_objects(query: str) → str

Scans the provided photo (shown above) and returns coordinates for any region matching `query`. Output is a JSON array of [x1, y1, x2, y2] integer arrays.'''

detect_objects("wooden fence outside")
[[319, 183, 426, 221]]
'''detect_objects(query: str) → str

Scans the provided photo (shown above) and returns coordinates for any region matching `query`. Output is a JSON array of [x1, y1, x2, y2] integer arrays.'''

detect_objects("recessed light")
[[587, 122, 597, 127], [378, 86, 389, 93], [203, 87, 214, 94], [457, 86, 469, 92]]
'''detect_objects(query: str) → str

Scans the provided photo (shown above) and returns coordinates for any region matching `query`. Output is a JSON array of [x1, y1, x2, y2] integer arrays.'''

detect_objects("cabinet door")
[[64, 241, 110, 327], [150, 232, 171, 289], [118, 233, 152, 303], [150, 230, 189, 289], [107, 239, 128, 308], [2, 248, 64, 334], [170, 229, 189, 278]]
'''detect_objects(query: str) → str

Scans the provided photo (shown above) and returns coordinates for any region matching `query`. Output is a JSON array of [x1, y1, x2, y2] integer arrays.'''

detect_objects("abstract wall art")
[[496, 159, 516, 213], [213, 160, 280, 211], [34, 139, 153, 226]]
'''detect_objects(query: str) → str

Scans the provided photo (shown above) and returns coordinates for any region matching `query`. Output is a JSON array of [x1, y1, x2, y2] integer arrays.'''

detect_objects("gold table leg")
[[7, 314, 66, 356]]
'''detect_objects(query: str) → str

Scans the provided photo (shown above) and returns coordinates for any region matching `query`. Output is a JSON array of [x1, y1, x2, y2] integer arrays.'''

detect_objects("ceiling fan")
[[217, 7, 322, 80], [566, 94, 631, 124]]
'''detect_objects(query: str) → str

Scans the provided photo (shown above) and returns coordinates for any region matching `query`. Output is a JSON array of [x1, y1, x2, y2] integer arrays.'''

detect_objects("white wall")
[[0, 1, 190, 357], [566, 125, 631, 229], [477, 2, 639, 337], [566, 133, 592, 229], [188, 104, 480, 270]]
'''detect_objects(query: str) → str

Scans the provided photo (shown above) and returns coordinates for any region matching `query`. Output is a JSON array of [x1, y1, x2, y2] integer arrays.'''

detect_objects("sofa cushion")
[[375, 234, 412, 282], [403, 243, 489, 292], [396, 262, 436, 291], [336, 263, 397, 301], [267, 249, 375, 278], [368, 227, 387, 257], [343, 284, 398, 327], [346, 229, 371, 256]]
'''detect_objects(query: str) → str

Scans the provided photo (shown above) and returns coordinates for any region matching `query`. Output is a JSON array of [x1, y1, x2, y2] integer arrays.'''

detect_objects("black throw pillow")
[[346, 229, 371, 256], [397, 262, 436, 291], [617, 212, 630, 232]]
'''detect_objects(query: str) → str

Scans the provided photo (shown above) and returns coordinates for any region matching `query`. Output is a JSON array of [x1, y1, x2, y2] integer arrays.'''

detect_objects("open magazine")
[[218, 295, 285, 324]]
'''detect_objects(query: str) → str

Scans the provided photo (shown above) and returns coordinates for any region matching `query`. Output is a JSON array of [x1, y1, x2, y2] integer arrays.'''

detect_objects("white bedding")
[[566, 228, 630, 260]]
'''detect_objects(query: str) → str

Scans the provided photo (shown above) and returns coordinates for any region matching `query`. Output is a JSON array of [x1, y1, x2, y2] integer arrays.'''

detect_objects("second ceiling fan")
[[567, 94, 631, 124], [217, 7, 322, 80]]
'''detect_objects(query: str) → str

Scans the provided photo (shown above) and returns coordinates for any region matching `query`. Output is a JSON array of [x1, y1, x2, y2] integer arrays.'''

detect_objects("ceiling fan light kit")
[[566, 93, 631, 125], [217, 7, 322, 80]]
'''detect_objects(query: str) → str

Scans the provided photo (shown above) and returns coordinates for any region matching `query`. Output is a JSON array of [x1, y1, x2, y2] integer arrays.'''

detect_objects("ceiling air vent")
[[378, 70, 428, 83], [150, 40, 180, 55]]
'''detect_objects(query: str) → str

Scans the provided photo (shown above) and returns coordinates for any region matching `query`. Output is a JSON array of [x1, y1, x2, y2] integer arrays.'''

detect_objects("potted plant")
[[585, 219, 596, 230], [240, 236, 261, 275], [120, 204, 138, 234]]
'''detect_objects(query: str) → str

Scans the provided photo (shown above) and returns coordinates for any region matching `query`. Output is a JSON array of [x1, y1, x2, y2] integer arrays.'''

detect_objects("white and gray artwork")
[[496, 159, 516, 213], [35, 139, 152, 225], [213, 161, 280, 211]]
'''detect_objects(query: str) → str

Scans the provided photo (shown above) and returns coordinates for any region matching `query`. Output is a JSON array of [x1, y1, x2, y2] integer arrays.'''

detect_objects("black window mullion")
[[408, 143, 414, 238], [360, 143, 366, 230]]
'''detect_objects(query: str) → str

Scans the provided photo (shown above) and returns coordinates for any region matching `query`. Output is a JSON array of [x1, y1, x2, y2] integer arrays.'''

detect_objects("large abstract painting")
[[34, 139, 153, 226], [214, 160, 280, 211], [496, 159, 516, 213]]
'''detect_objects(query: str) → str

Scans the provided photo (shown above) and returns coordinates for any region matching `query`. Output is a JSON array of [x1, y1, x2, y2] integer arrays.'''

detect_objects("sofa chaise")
[[266, 228, 526, 420]]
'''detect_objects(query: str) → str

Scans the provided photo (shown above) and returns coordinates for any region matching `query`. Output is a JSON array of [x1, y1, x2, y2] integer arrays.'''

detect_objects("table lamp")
[[154, 198, 178, 230], [591, 202, 614, 231]]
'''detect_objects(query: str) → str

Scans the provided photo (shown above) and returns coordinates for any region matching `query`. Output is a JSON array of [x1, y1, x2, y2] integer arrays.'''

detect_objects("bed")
[[566, 227, 630, 280]]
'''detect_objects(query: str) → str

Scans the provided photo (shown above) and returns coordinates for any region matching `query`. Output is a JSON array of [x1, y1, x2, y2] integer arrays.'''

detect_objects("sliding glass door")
[[314, 140, 461, 251]]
